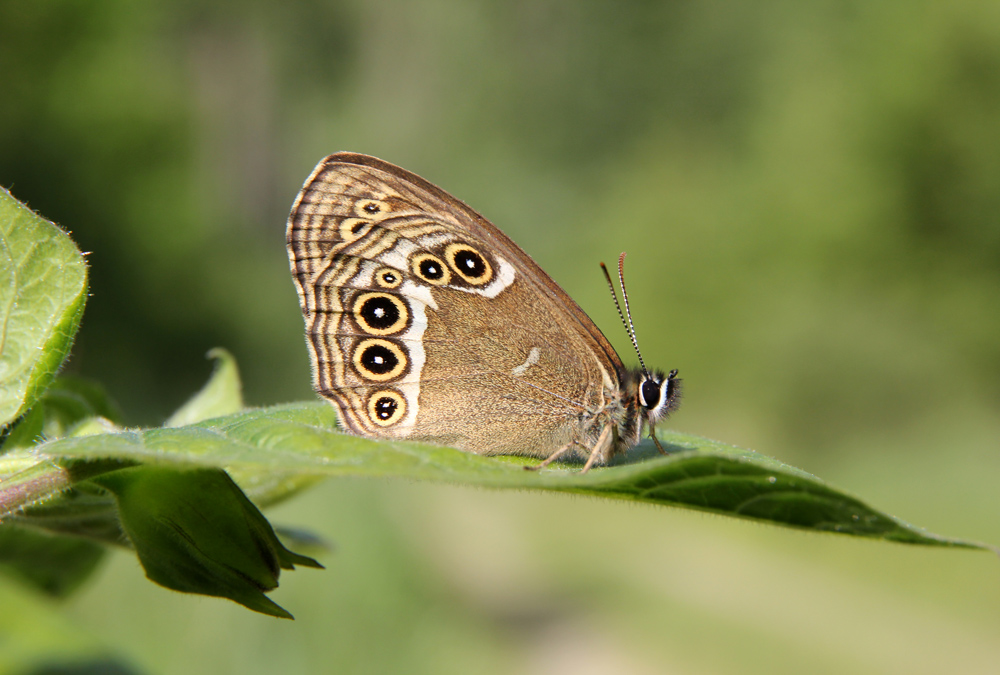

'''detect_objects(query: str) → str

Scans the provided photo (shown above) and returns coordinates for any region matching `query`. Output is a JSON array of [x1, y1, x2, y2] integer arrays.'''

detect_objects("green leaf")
[[0, 188, 88, 429], [164, 348, 243, 427], [38, 375, 125, 429], [91, 465, 321, 618], [24, 402, 995, 552], [7, 480, 125, 545], [0, 376, 125, 521], [2, 376, 123, 452], [160, 348, 323, 509], [1, 403, 45, 451]]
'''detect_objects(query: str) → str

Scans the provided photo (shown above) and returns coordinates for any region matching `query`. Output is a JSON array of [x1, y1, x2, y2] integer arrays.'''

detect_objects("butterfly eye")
[[445, 243, 493, 285], [353, 292, 408, 335], [374, 267, 402, 289], [353, 338, 407, 381], [411, 253, 451, 285], [367, 389, 406, 426], [639, 379, 662, 410]]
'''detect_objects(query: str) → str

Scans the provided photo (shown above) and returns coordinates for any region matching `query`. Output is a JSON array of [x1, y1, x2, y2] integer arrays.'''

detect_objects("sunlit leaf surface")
[[0, 188, 87, 428], [31, 402, 991, 551]]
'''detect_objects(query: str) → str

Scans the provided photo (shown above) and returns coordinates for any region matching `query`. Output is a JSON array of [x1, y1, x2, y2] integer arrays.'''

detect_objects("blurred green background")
[[3, 1, 999, 673]]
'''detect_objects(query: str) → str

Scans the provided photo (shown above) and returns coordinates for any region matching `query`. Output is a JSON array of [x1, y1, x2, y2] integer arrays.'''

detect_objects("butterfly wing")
[[287, 153, 625, 457]]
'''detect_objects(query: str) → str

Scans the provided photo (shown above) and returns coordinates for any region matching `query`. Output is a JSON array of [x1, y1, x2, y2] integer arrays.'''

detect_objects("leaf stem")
[[0, 460, 73, 517]]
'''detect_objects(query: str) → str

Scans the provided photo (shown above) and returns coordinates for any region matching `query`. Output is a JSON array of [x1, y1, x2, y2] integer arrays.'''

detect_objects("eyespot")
[[445, 243, 493, 285], [352, 338, 407, 381], [353, 292, 408, 335], [374, 267, 402, 289], [339, 218, 371, 242], [410, 253, 451, 285], [367, 389, 406, 426], [356, 199, 388, 217]]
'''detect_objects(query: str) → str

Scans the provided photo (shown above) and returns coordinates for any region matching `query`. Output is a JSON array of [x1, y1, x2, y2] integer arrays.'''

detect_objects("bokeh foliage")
[[2, 1, 999, 674]]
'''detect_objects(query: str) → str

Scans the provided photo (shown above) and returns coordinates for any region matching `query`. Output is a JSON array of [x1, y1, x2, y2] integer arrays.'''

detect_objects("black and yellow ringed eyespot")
[[353, 292, 408, 336], [352, 338, 407, 381], [445, 243, 493, 285], [355, 199, 388, 217], [410, 253, 451, 285], [374, 267, 402, 289], [339, 218, 371, 242], [367, 389, 406, 426]]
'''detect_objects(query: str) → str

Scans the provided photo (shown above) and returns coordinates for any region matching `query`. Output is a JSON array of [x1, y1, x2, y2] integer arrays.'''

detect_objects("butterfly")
[[286, 153, 680, 472]]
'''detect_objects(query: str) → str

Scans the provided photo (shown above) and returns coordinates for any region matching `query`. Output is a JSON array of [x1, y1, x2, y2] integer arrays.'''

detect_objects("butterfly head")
[[638, 368, 681, 425], [601, 253, 682, 450]]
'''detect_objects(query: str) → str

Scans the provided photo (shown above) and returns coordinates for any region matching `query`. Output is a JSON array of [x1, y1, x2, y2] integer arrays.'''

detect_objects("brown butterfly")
[[287, 153, 680, 471]]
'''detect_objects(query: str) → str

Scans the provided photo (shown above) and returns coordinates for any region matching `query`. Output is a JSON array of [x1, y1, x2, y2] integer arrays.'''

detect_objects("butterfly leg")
[[580, 424, 613, 474], [524, 441, 582, 472], [649, 422, 667, 455]]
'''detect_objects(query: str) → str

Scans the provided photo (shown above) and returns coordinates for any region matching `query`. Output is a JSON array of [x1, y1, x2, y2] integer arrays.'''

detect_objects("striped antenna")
[[600, 252, 649, 377]]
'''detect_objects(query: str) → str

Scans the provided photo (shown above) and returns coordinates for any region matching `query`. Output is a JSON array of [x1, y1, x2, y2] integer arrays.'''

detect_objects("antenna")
[[600, 252, 649, 377]]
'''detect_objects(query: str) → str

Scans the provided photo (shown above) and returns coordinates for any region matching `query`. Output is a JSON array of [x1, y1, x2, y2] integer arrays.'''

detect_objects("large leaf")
[[0, 188, 88, 429], [15, 402, 994, 551], [90, 465, 321, 619]]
